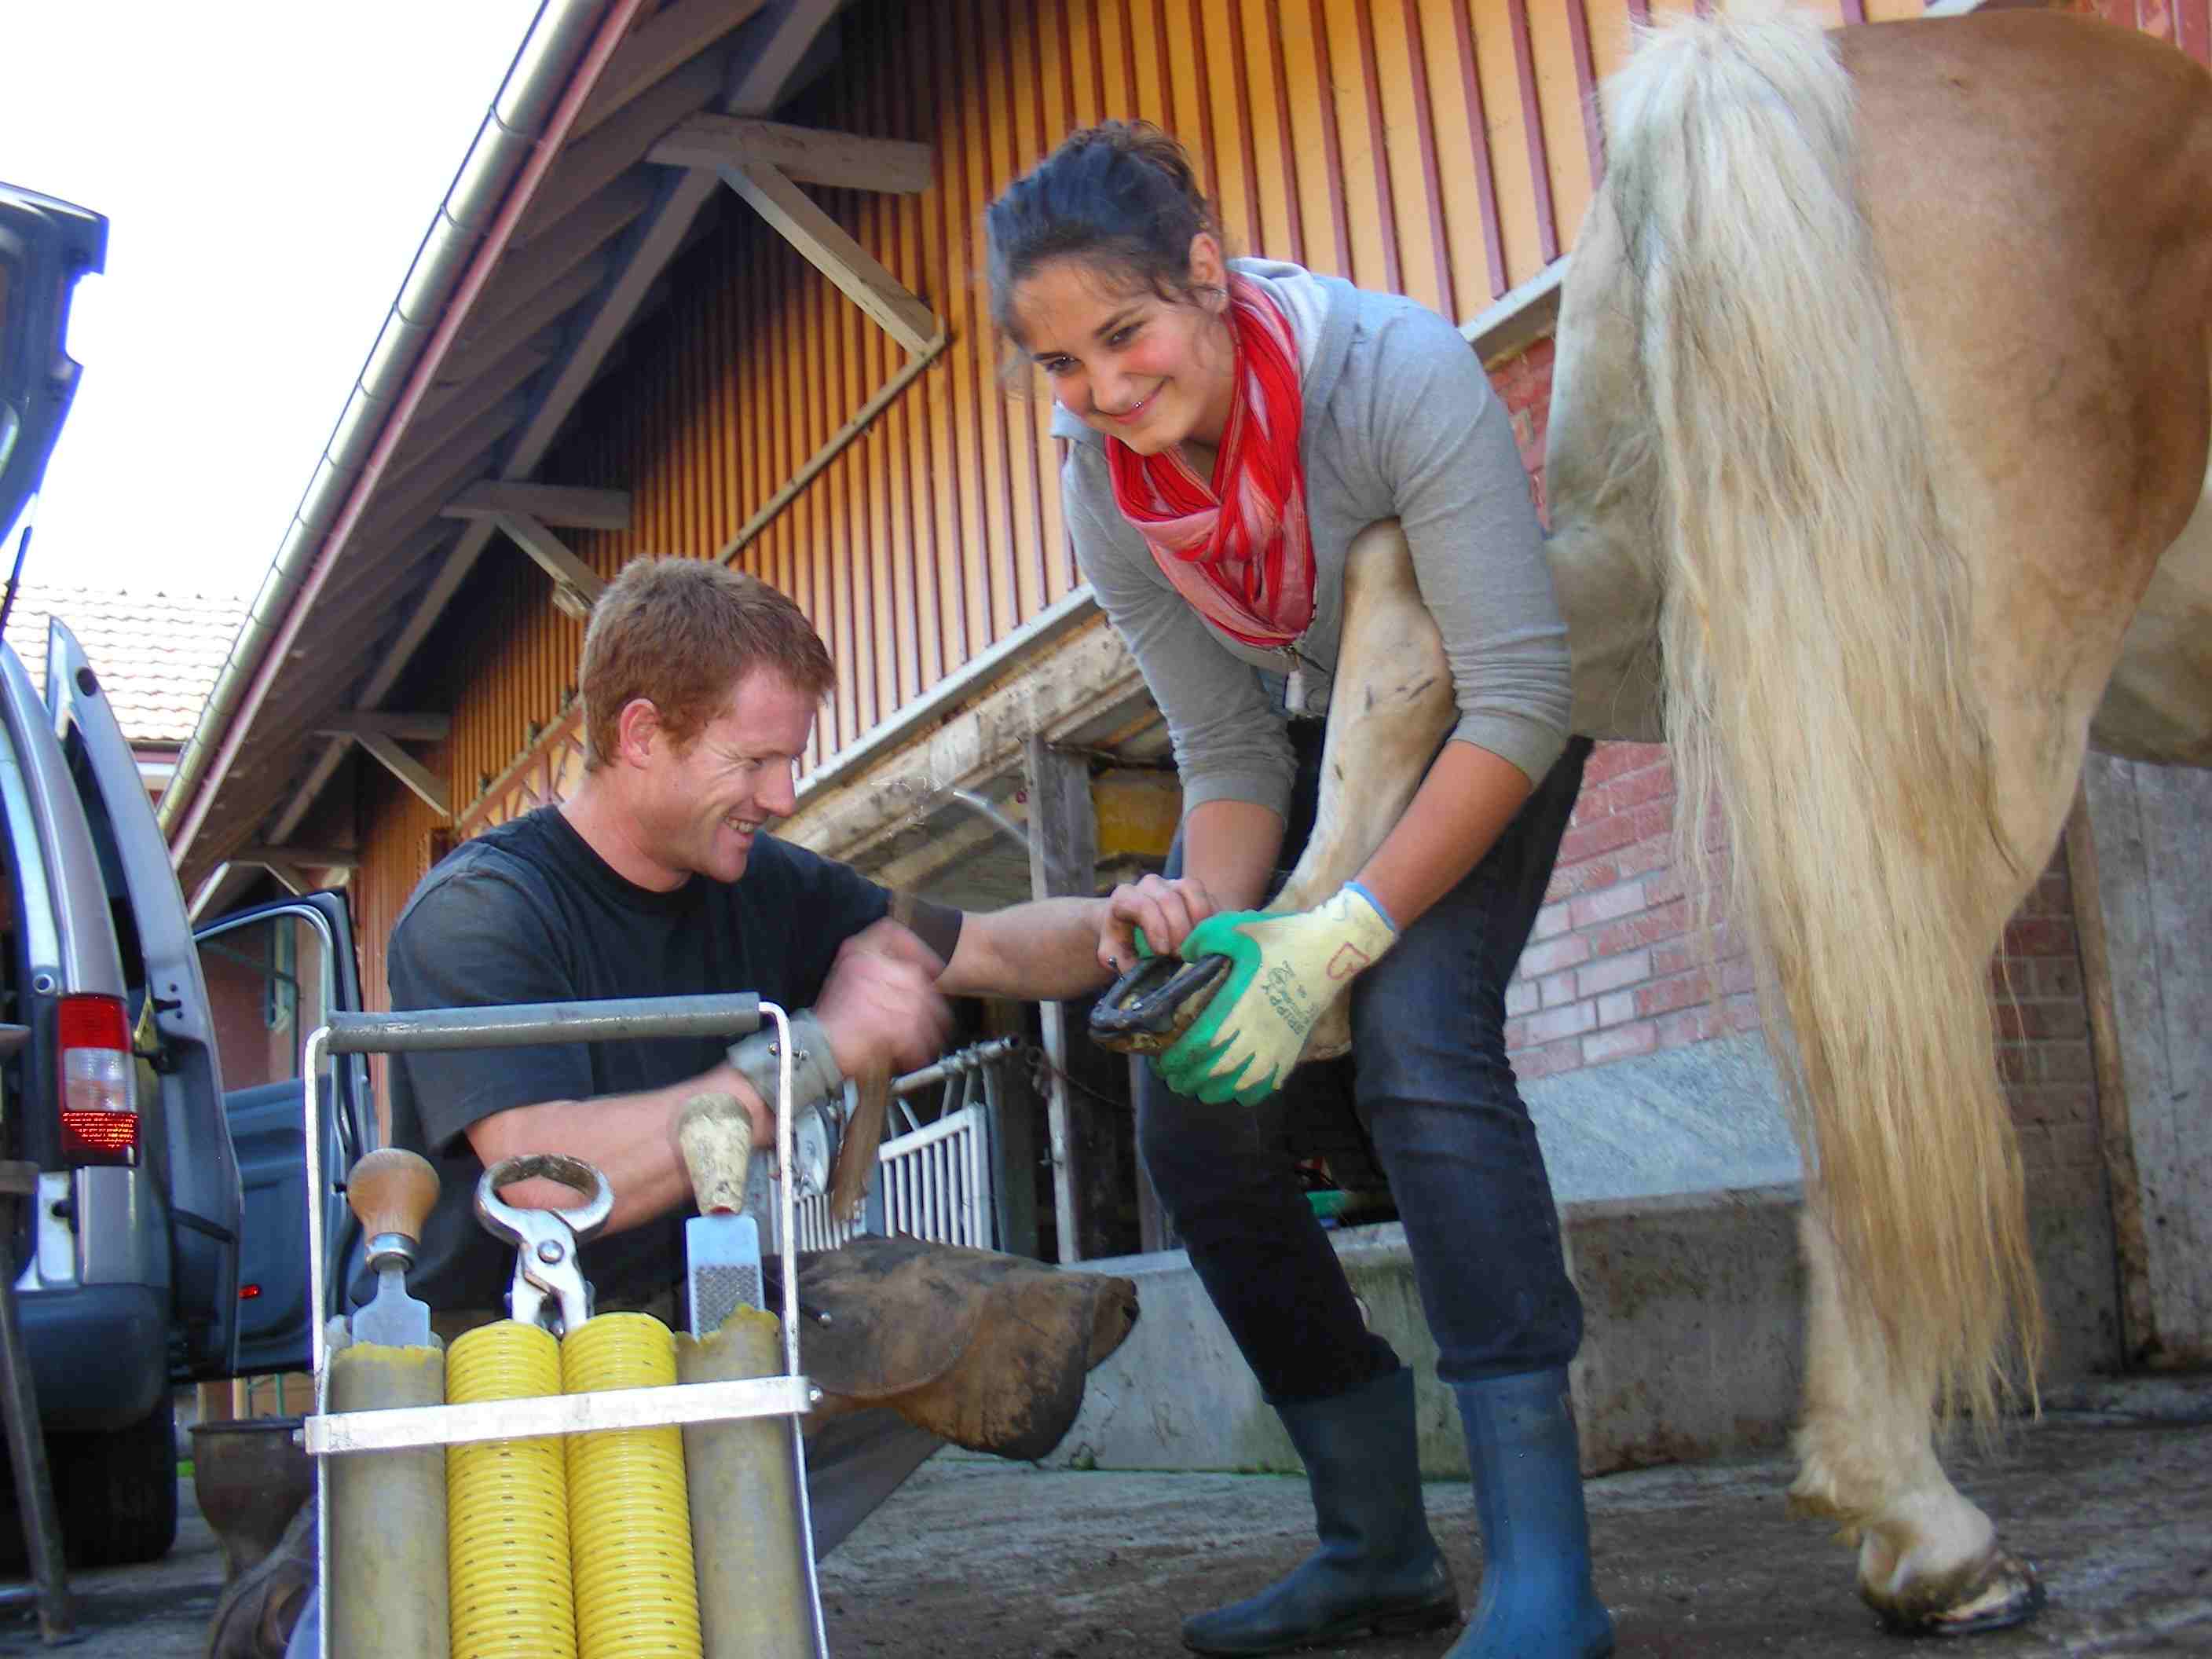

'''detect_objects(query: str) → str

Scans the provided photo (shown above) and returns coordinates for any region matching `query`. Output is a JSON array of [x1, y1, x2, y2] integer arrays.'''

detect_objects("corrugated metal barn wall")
[[351, 0, 2189, 1016]]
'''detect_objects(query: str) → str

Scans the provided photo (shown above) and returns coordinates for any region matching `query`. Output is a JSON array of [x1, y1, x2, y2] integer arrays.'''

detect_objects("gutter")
[[159, 0, 642, 862]]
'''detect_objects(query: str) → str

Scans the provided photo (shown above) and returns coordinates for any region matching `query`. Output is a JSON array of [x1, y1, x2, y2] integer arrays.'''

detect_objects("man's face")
[[638, 667, 816, 886]]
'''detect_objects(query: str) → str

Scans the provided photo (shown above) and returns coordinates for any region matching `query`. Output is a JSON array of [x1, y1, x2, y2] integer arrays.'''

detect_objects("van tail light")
[[57, 993, 135, 1166]]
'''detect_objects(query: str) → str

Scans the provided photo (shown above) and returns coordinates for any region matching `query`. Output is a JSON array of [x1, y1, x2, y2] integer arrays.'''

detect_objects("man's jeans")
[[1136, 733, 1594, 1405]]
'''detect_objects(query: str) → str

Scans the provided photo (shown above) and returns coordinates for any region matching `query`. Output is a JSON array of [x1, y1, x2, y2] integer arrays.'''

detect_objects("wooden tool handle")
[[678, 1093, 753, 1214], [346, 1148, 440, 1243]]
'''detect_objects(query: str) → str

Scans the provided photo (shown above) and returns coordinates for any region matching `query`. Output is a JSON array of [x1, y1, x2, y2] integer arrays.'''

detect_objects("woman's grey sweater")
[[1053, 258, 1571, 820]]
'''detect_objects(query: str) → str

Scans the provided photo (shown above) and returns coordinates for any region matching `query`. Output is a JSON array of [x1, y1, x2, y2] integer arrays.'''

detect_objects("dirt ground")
[[7, 1386, 2207, 1657]]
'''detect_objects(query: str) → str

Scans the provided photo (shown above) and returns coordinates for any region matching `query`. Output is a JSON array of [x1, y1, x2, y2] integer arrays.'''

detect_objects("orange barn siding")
[[425, 0, 1671, 822], [349, 0, 2206, 1025]]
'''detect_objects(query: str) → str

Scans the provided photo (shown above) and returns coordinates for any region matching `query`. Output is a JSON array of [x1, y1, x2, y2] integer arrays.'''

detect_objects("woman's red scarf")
[[1104, 274, 1313, 650]]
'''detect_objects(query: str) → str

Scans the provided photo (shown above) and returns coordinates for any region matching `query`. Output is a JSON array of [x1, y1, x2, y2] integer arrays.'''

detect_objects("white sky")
[[3, 1, 544, 600]]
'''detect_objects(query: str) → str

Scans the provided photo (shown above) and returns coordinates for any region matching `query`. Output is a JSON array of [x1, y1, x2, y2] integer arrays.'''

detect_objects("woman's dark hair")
[[986, 122, 1226, 342]]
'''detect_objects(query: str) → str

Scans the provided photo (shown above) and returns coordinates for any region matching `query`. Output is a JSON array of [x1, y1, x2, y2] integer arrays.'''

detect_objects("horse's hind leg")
[[1273, 520, 1456, 1060], [1792, 1212, 2046, 1635]]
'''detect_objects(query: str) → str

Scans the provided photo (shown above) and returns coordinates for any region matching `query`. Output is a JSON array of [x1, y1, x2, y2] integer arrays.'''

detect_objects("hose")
[[562, 1312, 701, 1658], [446, 1321, 577, 1659]]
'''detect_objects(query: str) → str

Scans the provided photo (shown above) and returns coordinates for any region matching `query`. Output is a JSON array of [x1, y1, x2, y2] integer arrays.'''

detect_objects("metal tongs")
[[474, 1153, 614, 1337]]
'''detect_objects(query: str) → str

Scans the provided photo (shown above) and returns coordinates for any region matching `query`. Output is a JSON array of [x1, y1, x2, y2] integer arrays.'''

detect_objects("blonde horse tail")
[[1602, 4, 2041, 1423]]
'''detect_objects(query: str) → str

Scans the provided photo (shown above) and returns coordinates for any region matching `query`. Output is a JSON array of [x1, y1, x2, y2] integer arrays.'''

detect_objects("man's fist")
[[815, 933, 952, 1079]]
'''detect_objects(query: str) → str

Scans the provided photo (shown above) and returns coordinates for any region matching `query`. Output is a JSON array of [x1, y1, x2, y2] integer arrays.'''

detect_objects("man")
[[379, 555, 1177, 1544], [386, 554, 1174, 1308]]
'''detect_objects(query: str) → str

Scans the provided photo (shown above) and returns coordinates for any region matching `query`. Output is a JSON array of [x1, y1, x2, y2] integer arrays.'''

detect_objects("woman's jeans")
[[1136, 731, 1595, 1405]]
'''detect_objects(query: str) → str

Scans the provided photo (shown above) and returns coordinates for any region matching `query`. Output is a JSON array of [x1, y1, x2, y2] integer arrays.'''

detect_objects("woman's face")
[[1010, 236, 1236, 456]]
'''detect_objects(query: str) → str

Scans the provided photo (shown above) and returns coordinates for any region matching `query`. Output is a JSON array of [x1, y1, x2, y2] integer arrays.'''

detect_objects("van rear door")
[[45, 619, 241, 1378], [195, 892, 368, 1376]]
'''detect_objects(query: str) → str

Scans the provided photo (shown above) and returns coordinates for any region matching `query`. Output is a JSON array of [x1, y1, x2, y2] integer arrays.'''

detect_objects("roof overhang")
[[162, 0, 940, 899]]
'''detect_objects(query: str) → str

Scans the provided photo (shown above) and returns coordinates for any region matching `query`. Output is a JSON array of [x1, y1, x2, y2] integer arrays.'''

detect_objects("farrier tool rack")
[[294, 992, 829, 1658]]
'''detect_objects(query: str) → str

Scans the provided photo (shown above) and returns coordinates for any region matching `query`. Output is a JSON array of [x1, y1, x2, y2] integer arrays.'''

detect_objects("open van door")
[[45, 619, 242, 1380], [193, 892, 368, 1375]]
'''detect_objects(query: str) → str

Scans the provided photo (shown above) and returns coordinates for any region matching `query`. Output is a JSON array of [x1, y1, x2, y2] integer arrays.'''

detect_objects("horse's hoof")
[[1087, 954, 1231, 1054], [1867, 1549, 2045, 1639]]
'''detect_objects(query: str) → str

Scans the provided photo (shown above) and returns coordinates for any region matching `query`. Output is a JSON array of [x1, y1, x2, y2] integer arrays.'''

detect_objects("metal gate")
[[793, 1038, 1014, 1252]]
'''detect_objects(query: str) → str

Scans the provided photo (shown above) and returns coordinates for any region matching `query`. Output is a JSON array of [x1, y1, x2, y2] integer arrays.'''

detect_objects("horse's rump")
[[1553, 5, 2212, 1423]]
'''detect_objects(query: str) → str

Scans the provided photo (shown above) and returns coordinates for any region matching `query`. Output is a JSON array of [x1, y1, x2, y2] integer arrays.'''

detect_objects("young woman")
[[987, 126, 1612, 1659]]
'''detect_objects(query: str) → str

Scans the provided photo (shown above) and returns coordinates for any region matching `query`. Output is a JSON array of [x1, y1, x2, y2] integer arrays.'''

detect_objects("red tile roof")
[[2, 582, 247, 749]]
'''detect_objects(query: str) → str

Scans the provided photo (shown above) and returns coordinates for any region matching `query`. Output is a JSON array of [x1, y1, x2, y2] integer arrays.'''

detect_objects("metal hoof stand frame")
[[295, 993, 829, 1659]]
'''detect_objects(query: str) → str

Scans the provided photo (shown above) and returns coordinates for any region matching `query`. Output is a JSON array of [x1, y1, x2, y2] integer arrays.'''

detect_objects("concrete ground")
[[5, 1379, 2206, 1658]]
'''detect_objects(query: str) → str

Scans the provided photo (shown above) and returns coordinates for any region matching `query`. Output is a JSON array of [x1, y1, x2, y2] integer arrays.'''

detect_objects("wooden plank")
[[313, 712, 453, 743], [1133, 1076, 1178, 1254], [1026, 735, 1098, 1264], [510, 53, 725, 247], [570, 0, 769, 141], [354, 734, 451, 819], [2063, 782, 2155, 1368], [491, 511, 610, 620], [723, 162, 940, 357], [444, 481, 633, 531], [650, 115, 934, 193], [231, 846, 362, 870]]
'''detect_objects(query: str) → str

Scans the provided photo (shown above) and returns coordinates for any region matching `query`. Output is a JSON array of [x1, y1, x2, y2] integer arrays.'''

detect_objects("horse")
[[1095, 3, 2211, 1636]]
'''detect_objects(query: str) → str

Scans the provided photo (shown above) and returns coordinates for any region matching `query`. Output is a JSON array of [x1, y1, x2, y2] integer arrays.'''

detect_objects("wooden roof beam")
[[231, 845, 361, 870], [313, 712, 452, 743], [570, 0, 769, 142], [486, 510, 608, 622], [649, 115, 932, 194], [444, 481, 632, 531], [718, 163, 939, 356], [353, 732, 450, 819]]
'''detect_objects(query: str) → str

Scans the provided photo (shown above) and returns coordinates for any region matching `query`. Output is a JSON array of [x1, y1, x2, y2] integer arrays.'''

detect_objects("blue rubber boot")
[[1182, 1368, 1459, 1655], [1447, 1368, 1615, 1659]]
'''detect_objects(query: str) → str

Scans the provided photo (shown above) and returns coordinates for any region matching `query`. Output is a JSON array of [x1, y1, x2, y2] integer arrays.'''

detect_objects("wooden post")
[[980, 999, 1041, 1261], [1133, 1054, 1180, 1255], [1025, 737, 1096, 1264], [2064, 784, 2153, 1368]]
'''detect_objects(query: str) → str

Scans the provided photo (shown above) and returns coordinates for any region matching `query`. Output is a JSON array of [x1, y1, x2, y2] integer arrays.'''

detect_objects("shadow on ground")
[[6, 1381, 2207, 1656]]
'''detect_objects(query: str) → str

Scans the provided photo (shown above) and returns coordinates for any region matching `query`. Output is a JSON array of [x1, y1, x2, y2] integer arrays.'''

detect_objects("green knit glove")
[[1157, 884, 1398, 1106]]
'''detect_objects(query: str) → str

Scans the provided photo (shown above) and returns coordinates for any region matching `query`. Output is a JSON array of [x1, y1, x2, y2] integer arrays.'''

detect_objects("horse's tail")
[[1601, 4, 2041, 1422]]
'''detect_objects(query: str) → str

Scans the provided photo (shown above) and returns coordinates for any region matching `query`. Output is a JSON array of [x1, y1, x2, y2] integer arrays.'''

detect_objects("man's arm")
[[468, 1059, 767, 1235], [472, 941, 950, 1228], [935, 896, 1112, 1001], [929, 859, 1224, 1002]]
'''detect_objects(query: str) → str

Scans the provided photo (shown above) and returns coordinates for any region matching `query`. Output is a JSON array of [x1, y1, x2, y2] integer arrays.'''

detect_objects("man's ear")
[[611, 697, 662, 768]]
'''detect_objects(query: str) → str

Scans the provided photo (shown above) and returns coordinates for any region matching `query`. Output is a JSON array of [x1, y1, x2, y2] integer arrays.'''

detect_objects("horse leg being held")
[[1789, 1211, 2044, 1635], [1273, 520, 1456, 1062]]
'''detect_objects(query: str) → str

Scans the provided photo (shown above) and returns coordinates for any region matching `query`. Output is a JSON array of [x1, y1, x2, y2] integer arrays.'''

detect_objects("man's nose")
[[760, 763, 798, 818]]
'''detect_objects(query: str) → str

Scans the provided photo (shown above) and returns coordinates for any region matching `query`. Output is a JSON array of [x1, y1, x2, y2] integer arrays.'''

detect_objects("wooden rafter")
[[443, 481, 632, 531], [354, 733, 450, 818], [312, 712, 452, 743], [489, 511, 608, 621], [232, 846, 361, 870], [720, 162, 939, 355], [648, 115, 933, 194]]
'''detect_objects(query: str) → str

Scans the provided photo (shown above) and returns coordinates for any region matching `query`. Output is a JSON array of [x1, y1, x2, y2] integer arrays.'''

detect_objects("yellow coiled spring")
[[563, 1313, 702, 1659], [447, 1320, 577, 1659]]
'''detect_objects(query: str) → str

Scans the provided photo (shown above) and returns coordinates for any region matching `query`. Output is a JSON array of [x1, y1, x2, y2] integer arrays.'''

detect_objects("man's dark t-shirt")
[[383, 806, 921, 1314]]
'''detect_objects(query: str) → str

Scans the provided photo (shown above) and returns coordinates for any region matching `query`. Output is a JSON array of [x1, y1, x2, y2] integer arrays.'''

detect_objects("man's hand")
[[1098, 873, 1219, 975], [1157, 884, 1399, 1106], [815, 928, 952, 1079]]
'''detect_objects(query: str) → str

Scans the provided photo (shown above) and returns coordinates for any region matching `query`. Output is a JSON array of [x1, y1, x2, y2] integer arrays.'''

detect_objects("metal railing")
[[793, 1038, 1015, 1252]]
